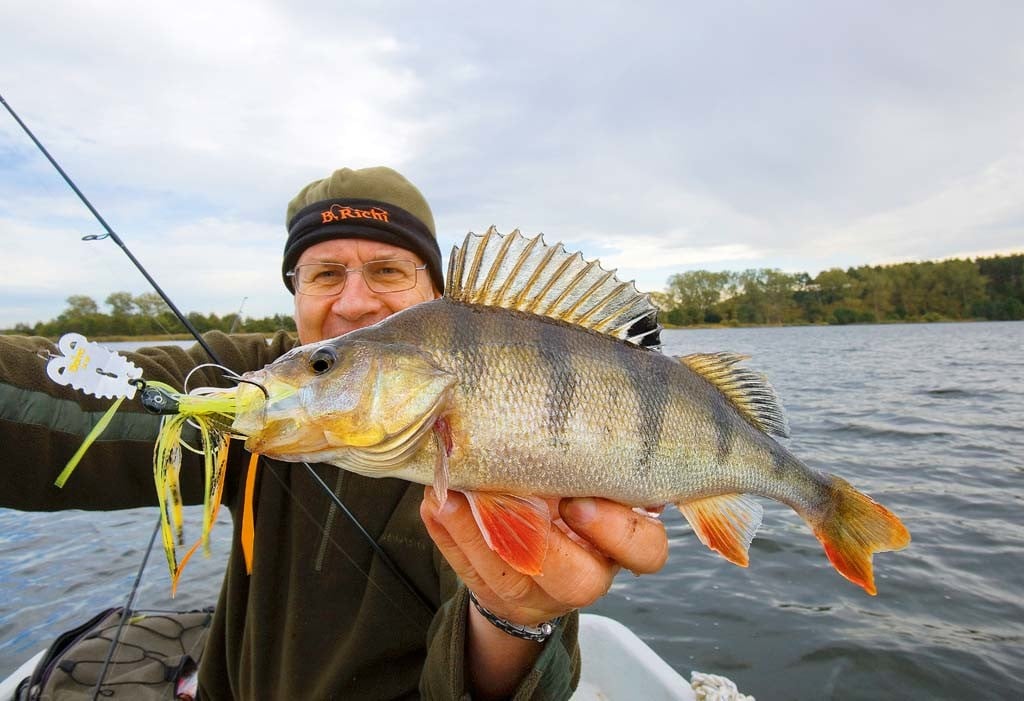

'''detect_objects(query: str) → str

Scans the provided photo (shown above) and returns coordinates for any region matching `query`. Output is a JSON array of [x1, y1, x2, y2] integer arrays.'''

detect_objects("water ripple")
[[2, 322, 1023, 700]]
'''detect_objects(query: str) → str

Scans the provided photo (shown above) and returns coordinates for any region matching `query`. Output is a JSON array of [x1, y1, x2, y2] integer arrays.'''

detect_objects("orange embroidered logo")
[[321, 204, 390, 224]]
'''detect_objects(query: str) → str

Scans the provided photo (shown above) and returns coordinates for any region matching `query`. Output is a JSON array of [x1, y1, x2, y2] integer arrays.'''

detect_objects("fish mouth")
[[229, 374, 326, 457], [228, 377, 270, 438]]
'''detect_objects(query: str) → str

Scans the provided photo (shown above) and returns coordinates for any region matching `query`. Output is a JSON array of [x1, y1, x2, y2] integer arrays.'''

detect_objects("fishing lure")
[[46, 333, 248, 594]]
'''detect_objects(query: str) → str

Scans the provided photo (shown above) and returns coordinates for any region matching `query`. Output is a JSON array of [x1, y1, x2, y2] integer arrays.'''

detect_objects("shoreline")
[[2, 318, 1015, 341], [659, 317, 1000, 330], [0, 331, 295, 343]]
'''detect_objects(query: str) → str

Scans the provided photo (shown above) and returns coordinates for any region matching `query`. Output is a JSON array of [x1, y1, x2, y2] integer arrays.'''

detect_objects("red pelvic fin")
[[464, 492, 551, 575], [676, 493, 763, 567]]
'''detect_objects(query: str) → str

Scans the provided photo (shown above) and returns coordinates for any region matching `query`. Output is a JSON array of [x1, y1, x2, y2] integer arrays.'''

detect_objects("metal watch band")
[[468, 592, 560, 643]]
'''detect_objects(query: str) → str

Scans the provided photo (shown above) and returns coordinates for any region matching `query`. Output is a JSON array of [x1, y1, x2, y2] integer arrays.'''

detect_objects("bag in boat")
[[14, 607, 211, 701]]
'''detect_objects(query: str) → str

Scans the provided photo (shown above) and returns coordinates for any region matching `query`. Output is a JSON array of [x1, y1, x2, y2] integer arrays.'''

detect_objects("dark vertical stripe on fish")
[[448, 301, 485, 392], [616, 342, 667, 473], [769, 438, 790, 478], [709, 392, 735, 465], [538, 321, 576, 443]]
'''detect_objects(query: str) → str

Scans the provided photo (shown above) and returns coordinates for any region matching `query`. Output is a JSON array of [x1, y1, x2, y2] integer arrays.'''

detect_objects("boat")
[[1, 613, 751, 700], [572, 614, 694, 700], [0, 652, 43, 701]]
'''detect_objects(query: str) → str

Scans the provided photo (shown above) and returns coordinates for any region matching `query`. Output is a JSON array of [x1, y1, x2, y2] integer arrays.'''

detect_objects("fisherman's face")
[[292, 238, 440, 344]]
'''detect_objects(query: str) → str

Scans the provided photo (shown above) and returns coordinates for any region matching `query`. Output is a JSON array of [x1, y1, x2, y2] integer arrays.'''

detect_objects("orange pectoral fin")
[[676, 493, 764, 567], [464, 492, 551, 576], [432, 417, 453, 508]]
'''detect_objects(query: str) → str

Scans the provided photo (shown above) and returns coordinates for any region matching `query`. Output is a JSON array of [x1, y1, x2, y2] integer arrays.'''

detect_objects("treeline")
[[2, 291, 296, 338], [5, 254, 1022, 336], [652, 253, 1024, 326]]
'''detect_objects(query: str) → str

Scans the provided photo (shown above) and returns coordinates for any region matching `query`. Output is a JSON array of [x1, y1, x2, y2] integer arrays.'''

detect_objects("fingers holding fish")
[[535, 516, 620, 610], [560, 497, 669, 576], [420, 488, 560, 624], [421, 487, 617, 625], [420, 488, 560, 619]]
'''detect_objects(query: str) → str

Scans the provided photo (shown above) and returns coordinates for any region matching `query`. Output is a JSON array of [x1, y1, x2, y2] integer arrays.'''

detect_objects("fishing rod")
[[1, 94, 435, 693], [0, 93, 217, 362]]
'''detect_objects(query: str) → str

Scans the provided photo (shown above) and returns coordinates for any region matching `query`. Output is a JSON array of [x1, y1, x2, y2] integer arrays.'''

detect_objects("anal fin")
[[465, 492, 550, 575], [676, 493, 763, 567]]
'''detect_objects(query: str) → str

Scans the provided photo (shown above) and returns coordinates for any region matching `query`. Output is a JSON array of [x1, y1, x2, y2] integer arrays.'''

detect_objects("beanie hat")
[[282, 167, 443, 293]]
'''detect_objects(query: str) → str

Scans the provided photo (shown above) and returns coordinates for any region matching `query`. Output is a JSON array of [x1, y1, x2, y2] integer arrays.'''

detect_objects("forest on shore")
[[1, 291, 296, 339], [2, 253, 1022, 338], [652, 253, 1023, 327]]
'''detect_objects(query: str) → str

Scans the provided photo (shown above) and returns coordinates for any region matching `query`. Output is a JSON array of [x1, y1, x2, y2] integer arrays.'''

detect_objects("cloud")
[[2, 1, 1023, 326], [0, 2, 429, 208], [811, 143, 1024, 267]]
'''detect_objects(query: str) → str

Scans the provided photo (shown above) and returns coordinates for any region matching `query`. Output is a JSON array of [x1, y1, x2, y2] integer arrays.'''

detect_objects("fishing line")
[[171, 365, 432, 616], [300, 462, 436, 615], [0, 96, 208, 697], [1, 94, 415, 578], [89, 519, 162, 700], [258, 458, 436, 625], [2, 93, 435, 688]]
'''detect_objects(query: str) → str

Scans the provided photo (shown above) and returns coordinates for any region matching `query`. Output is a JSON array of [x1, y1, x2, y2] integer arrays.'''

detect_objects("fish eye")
[[308, 346, 337, 375]]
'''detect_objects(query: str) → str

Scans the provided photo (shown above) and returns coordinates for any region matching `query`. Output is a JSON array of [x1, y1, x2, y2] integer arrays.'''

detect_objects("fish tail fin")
[[810, 475, 910, 595], [676, 493, 763, 567]]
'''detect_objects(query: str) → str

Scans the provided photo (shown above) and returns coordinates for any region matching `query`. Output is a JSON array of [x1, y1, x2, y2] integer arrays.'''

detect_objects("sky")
[[1, 1, 1022, 328]]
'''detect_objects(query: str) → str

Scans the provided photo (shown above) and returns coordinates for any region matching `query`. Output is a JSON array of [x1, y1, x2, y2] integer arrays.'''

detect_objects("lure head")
[[232, 337, 454, 465], [140, 385, 181, 414]]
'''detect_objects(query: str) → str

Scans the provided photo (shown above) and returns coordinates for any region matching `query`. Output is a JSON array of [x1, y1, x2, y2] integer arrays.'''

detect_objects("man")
[[0, 167, 668, 699]]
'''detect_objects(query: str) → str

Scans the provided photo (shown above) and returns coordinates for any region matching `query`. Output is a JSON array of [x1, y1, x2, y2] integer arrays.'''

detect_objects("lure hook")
[[182, 362, 269, 399], [231, 377, 270, 399]]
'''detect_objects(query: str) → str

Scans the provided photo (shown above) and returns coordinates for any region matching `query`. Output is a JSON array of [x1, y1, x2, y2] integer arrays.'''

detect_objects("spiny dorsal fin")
[[680, 352, 790, 437], [446, 227, 662, 348]]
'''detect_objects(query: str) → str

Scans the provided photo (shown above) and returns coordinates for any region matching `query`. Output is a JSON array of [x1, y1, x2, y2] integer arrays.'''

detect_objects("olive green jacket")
[[0, 331, 580, 699]]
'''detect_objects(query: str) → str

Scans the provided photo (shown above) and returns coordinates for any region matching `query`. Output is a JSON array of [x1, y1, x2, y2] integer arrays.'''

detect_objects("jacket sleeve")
[[0, 331, 295, 511], [419, 556, 581, 700]]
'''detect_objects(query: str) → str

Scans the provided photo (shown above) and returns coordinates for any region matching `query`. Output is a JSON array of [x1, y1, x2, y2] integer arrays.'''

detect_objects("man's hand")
[[420, 488, 668, 699]]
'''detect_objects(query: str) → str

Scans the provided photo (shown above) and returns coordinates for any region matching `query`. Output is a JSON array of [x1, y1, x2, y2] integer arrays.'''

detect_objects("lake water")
[[1, 322, 1022, 699]]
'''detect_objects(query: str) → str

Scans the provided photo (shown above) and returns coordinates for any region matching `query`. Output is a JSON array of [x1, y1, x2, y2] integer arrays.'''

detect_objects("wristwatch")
[[468, 591, 561, 643]]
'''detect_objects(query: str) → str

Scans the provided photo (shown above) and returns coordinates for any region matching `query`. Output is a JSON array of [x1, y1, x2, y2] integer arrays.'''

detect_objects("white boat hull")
[[5, 614, 746, 701]]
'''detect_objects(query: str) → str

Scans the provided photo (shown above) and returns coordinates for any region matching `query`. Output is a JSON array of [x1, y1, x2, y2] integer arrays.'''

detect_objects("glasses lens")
[[294, 263, 347, 295], [292, 260, 422, 295], [362, 259, 418, 292]]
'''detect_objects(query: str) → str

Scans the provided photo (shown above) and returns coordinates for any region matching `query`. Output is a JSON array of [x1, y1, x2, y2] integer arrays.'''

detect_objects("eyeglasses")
[[287, 259, 427, 296]]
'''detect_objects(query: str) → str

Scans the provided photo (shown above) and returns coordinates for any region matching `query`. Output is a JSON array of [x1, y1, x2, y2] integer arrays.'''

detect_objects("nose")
[[329, 272, 385, 321]]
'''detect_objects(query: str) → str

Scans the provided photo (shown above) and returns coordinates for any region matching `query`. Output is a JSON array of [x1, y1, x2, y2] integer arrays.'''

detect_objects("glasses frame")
[[287, 259, 428, 296]]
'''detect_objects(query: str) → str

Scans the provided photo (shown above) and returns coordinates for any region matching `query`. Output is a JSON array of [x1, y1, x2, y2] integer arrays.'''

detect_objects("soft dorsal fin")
[[680, 352, 790, 437], [446, 227, 662, 348]]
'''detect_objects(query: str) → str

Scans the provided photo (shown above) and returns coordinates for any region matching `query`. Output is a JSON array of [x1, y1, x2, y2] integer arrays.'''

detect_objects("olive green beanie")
[[282, 166, 443, 293]]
